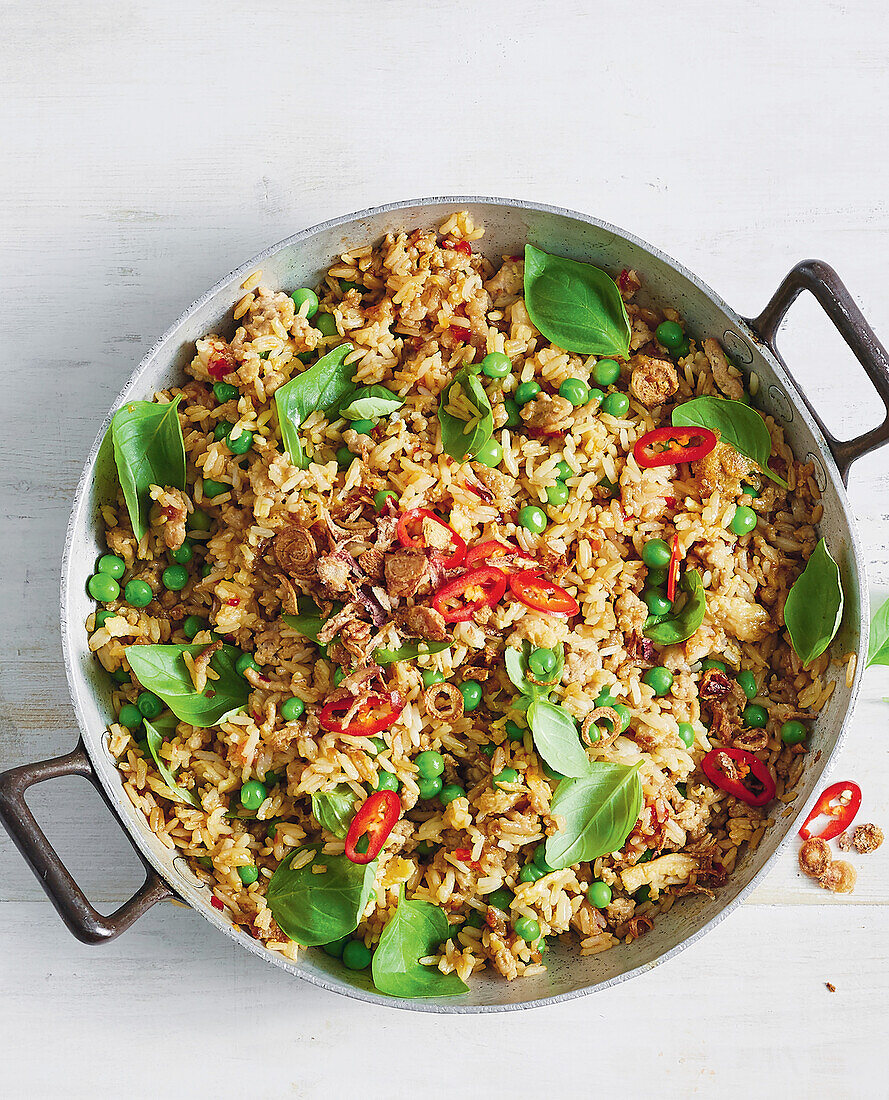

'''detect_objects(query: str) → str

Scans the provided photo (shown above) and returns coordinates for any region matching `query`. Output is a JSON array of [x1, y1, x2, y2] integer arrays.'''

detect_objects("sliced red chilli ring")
[[508, 571, 580, 616], [634, 426, 718, 469], [344, 790, 401, 864], [431, 566, 508, 623], [798, 781, 862, 841], [396, 508, 466, 570], [318, 692, 404, 736], [700, 747, 776, 807]]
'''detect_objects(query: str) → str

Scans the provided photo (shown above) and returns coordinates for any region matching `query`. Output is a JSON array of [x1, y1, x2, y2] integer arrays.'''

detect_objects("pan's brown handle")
[[0, 740, 174, 943], [748, 259, 889, 484]]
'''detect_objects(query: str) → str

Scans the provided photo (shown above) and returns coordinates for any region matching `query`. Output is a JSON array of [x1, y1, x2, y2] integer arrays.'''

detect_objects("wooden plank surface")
[[1, 0, 888, 1095]]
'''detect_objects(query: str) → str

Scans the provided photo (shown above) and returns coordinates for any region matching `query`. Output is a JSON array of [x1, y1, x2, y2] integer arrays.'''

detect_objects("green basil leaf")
[[371, 891, 469, 998], [867, 596, 889, 667], [282, 597, 343, 645], [504, 640, 563, 697], [108, 395, 186, 541], [523, 245, 631, 358], [437, 363, 494, 462], [373, 640, 451, 665], [125, 644, 250, 728], [274, 343, 355, 468], [527, 698, 590, 779], [544, 761, 643, 870], [266, 849, 377, 946], [311, 786, 359, 839], [339, 384, 404, 421], [672, 396, 788, 488], [784, 538, 844, 667], [643, 568, 707, 645], [143, 719, 200, 808]]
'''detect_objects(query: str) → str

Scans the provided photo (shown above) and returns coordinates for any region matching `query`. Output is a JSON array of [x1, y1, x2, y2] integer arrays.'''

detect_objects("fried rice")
[[86, 211, 839, 987]]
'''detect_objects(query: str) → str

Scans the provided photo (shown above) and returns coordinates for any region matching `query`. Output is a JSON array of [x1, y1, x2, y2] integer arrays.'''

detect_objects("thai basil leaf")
[[371, 890, 469, 998], [266, 848, 377, 946], [672, 396, 788, 488], [523, 245, 631, 358], [143, 719, 200, 808], [108, 395, 186, 541], [311, 786, 359, 839], [544, 761, 643, 870], [274, 343, 355, 468], [643, 569, 706, 645], [373, 640, 451, 665], [505, 640, 563, 697], [339, 384, 404, 421], [784, 538, 844, 667], [437, 363, 494, 462], [282, 596, 342, 645], [125, 644, 249, 728], [867, 596, 889, 667], [526, 698, 590, 779]]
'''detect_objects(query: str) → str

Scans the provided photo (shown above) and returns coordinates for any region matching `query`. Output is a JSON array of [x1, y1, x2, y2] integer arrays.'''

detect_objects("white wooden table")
[[1, 1, 888, 1095]]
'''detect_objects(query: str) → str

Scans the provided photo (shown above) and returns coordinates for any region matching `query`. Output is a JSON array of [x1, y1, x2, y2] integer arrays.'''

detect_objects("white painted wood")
[[1, 0, 887, 1094]]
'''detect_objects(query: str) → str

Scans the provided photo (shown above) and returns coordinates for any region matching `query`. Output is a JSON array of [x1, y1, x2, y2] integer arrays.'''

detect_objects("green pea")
[[643, 666, 674, 696], [532, 844, 554, 872], [502, 397, 521, 428], [465, 909, 485, 929], [350, 418, 374, 436], [291, 288, 319, 318], [322, 936, 349, 958], [519, 505, 547, 534], [643, 588, 672, 617], [95, 609, 115, 628], [365, 736, 387, 755], [555, 460, 574, 481], [189, 509, 212, 532], [475, 437, 503, 468], [214, 421, 233, 442], [586, 725, 602, 743], [646, 566, 667, 587], [514, 915, 541, 942], [111, 667, 130, 684], [439, 784, 465, 806], [559, 377, 589, 406], [593, 359, 621, 387], [416, 750, 445, 779], [236, 653, 260, 677], [162, 564, 189, 591], [239, 780, 267, 810], [415, 841, 435, 859], [124, 578, 153, 608], [375, 770, 400, 792], [339, 279, 364, 294], [736, 670, 757, 700], [731, 505, 757, 535], [675, 338, 691, 359], [588, 388, 605, 404], [238, 865, 259, 886], [97, 553, 125, 579], [701, 659, 727, 673], [266, 821, 279, 839], [183, 615, 207, 640], [505, 720, 526, 742], [528, 648, 556, 678], [587, 880, 612, 908], [493, 768, 520, 788], [169, 541, 193, 565], [341, 939, 373, 971], [514, 380, 541, 406], [519, 863, 546, 883], [264, 771, 280, 789], [203, 479, 230, 499], [136, 692, 163, 720], [781, 720, 807, 745], [481, 351, 511, 379], [88, 573, 120, 602], [595, 686, 617, 708], [459, 681, 482, 711], [486, 888, 513, 912], [642, 538, 672, 568], [200, 563, 213, 578], [418, 775, 444, 800], [741, 482, 760, 498], [608, 703, 632, 733], [480, 742, 496, 757], [118, 704, 143, 730], [227, 428, 253, 455], [281, 696, 305, 722], [336, 446, 354, 467], [655, 321, 684, 350], [678, 722, 695, 749], [314, 311, 338, 336], [743, 703, 769, 728], [421, 669, 445, 688], [601, 391, 630, 418], [213, 381, 238, 403], [546, 481, 570, 507], [374, 489, 398, 510]]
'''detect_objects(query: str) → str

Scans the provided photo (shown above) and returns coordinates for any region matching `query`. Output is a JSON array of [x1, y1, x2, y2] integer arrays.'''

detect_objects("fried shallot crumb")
[[826, 982, 836, 993], [852, 823, 884, 854], [818, 859, 856, 894], [799, 837, 831, 878]]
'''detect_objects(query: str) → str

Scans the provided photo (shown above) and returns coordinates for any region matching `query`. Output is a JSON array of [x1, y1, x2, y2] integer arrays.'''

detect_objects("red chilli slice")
[[344, 790, 401, 865], [634, 426, 717, 469], [798, 781, 862, 841], [701, 747, 776, 808], [318, 692, 404, 737], [432, 566, 508, 623], [396, 508, 466, 570], [508, 571, 580, 616]]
